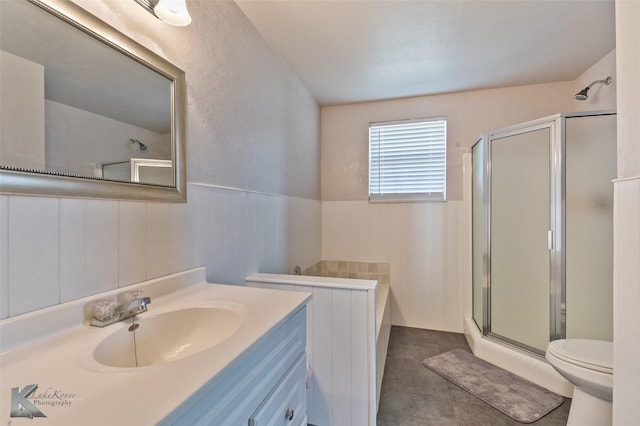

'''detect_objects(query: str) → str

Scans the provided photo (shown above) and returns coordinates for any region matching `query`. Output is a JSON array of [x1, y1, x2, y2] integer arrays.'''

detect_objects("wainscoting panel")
[[190, 183, 322, 285], [247, 275, 378, 426], [322, 200, 464, 332], [613, 176, 640, 423], [0, 184, 321, 319]]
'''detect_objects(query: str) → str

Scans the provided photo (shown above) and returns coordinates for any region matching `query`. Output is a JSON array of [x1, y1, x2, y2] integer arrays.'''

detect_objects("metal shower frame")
[[471, 110, 616, 356]]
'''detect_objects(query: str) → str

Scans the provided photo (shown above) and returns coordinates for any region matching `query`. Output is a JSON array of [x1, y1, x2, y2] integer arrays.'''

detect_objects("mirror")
[[0, 0, 186, 202]]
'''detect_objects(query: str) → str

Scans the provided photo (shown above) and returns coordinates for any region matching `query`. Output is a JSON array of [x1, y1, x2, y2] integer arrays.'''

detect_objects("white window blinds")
[[369, 118, 447, 202]]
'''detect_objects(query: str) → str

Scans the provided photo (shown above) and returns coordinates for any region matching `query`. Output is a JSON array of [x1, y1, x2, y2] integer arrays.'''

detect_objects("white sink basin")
[[92, 306, 243, 368]]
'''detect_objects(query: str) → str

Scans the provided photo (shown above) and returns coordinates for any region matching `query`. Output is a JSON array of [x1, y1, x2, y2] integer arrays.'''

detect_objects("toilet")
[[546, 339, 613, 426]]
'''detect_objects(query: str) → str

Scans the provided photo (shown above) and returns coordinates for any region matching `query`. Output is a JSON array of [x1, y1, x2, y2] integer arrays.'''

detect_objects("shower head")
[[574, 76, 612, 101], [129, 138, 148, 152], [574, 88, 589, 101]]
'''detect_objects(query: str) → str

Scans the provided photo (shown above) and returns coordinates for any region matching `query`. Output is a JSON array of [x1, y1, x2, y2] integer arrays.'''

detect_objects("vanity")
[[0, 268, 311, 425]]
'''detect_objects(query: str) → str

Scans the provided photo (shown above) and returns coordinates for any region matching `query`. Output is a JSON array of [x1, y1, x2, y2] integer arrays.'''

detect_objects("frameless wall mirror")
[[0, 0, 186, 202]]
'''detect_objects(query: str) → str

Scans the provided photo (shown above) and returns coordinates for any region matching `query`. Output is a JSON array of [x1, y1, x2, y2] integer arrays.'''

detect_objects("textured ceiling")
[[235, 0, 616, 106]]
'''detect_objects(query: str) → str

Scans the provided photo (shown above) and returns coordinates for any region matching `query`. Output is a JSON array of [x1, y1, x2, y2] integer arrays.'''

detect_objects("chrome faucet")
[[90, 294, 151, 327], [118, 297, 151, 321]]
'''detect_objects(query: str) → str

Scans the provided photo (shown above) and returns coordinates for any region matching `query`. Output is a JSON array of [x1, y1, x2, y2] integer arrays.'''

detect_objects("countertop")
[[0, 268, 310, 425]]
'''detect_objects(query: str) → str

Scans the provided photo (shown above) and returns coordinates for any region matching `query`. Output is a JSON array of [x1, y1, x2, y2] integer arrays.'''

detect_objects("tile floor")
[[376, 326, 571, 426]]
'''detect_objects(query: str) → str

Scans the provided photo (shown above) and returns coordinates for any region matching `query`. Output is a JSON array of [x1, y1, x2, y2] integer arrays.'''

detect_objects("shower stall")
[[471, 111, 616, 356]]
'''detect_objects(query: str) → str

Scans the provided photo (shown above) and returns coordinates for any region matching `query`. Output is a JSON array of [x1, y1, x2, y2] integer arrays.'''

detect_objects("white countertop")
[[0, 268, 310, 425], [247, 272, 377, 290]]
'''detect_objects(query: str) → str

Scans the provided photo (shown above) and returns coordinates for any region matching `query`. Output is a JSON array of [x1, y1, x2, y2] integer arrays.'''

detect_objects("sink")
[[92, 306, 243, 368]]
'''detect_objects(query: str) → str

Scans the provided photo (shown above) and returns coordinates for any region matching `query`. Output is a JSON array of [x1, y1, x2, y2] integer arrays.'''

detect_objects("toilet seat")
[[547, 339, 613, 374]]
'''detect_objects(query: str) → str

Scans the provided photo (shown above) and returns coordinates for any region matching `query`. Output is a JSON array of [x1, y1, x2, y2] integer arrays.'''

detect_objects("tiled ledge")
[[304, 260, 390, 286]]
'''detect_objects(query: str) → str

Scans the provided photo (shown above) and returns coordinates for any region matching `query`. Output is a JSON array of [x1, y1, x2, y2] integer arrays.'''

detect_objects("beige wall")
[[322, 81, 579, 202], [0, 51, 45, 170], [615, 3, 640, 179], [321, 52, 618, 203], [323, 200, 465, 331], [572, 50, 617, 113], [321, 52, 617, 331], [45, 100, 171, 177]]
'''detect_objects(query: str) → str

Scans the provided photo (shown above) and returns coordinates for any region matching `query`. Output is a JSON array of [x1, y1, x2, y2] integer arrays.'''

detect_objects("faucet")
[[117, 297, 151, 321], [90, 294, 151, 327]]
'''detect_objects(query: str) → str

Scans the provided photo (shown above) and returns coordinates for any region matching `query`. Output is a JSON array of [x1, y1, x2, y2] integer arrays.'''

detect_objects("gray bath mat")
[[423, 349, 563, 423]]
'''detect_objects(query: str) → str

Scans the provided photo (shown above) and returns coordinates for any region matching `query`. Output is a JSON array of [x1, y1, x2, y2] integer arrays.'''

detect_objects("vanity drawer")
[[250, 353, 307, 426]]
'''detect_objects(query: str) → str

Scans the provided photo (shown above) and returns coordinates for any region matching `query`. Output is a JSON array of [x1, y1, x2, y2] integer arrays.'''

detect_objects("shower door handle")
[[548, 230, 553, 250]]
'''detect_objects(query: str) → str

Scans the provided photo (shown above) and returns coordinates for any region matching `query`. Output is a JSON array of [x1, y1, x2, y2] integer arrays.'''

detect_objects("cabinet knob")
[[285, 408, 294, 421]]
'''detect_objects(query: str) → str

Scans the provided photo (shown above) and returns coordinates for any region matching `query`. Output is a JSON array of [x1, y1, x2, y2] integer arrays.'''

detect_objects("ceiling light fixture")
[[134, 0, 192, 27]]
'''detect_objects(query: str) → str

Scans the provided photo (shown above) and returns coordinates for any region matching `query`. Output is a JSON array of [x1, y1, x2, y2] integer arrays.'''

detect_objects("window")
[[369, 117, 447, 202]]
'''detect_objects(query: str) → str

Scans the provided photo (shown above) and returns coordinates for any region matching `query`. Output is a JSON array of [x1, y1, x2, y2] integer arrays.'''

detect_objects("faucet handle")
[[93, 298, 115, 322], [124, 290, 144, 303]]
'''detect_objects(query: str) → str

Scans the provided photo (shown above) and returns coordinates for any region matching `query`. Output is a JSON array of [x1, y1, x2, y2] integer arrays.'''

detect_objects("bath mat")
[[423, 349, 563, 423]]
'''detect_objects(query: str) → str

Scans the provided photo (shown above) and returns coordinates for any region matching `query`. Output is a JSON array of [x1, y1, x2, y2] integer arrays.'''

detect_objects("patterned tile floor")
[[376, 326, 571, 426]]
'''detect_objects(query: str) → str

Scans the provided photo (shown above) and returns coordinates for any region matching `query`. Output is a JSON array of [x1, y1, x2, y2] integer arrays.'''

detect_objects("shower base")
[[464, 317, 574, 397]]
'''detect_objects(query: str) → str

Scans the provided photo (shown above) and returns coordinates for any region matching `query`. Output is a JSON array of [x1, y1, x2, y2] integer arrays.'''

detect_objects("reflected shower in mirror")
[[0, 0, 186, 202]]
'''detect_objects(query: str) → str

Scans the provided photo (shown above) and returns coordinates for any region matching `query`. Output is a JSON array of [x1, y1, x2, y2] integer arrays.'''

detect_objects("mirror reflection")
[[0, 0, 174, 187]]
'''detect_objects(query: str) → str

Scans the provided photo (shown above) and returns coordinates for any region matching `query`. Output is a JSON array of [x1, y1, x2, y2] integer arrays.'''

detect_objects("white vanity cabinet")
[[160, 306, 308, 425], [250, 354, 307, 425]]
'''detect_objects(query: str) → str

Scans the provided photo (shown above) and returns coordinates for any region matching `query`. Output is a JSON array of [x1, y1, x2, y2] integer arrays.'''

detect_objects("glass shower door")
[[565, 114, 616, 340], [489, 126, 552, 353], [472, 138, 486, 331]]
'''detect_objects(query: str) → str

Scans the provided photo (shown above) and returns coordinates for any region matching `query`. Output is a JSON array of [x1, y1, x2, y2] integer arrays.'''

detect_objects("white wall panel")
[[0, 184, 320, 318], [59, 198, 87, 302], [119, 201, 147, 287], [146, 202, 172, 280], [258, 194, 280, 273], [331, 289, 352, 424], [445, 201, 465, 330], [189, 183, 321, 286], [0, 196, 8, 318], [350, 288, 370, 425], [311, 286, 333, 426], [614, 1, 640, 419], [322, 200, 464, 332], [8, 197, 59, 316], [246, 192, 266, 274], [173, 194, 202, 274], [286, 196, 323, 274], [209, 187, 229, 279], [224, 190, 248, 283], [191, 185, 212, 274], [247, 275, 381, 426], [613, 177, 640, 423], [58, 199, 119, 302], [84, 200, 120, 294]]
